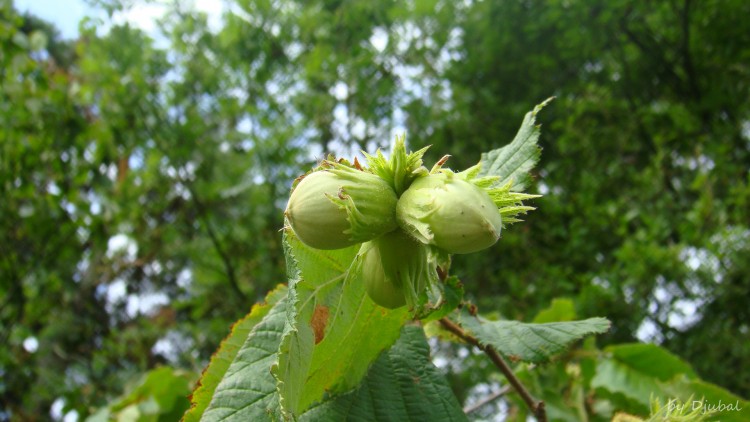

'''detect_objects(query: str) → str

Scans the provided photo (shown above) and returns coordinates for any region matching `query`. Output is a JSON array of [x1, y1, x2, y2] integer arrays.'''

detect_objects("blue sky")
[[15, 0, 95, 39], [14, 0, 226, 39]]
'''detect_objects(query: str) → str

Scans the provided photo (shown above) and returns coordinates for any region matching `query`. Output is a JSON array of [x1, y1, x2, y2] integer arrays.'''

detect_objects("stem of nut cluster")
[[438, 317, 547, 422]]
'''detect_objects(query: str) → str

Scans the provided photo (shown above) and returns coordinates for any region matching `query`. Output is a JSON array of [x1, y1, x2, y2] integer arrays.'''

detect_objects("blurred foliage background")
[[1, 0, 749, 420]]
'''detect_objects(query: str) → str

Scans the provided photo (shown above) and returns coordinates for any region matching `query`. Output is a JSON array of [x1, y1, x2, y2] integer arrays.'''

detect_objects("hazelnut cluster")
[[285, 139, 534, 309]]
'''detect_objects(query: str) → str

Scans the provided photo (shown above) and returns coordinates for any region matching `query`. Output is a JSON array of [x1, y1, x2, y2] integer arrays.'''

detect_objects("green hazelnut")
[[285, 167, 398, 250], [396, 172, 503, 254], [361, 230, 434, 309], [361, 240, 406, 309]]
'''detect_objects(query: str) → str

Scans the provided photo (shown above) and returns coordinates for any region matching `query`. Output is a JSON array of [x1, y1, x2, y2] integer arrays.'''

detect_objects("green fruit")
[[285, 167, 398, 250], [396, 171, 503, 254], [361, 240, 406, 309], [361, 230, 433, 309]]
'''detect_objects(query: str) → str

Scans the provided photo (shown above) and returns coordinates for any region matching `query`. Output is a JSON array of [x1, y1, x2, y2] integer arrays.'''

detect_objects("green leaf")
[[87, 367, 193, 422], [532, 298, 577, 323], [183, 284, 288, 422], [607, 344, 697, 381], [273, 231, 411, 417], [421, 276, 465, 323], [299, 325, 467, 422], [188, 301, 464, 422], [199, 295, 289, 421], [592, 357, 663, 411], [543, 395, 586, 422], [458, 312, 610, 363], [592, 343, 749, 421], [591, 343, 697, 408], [662, 376, 750, 422], [478, 98, 553, 191]]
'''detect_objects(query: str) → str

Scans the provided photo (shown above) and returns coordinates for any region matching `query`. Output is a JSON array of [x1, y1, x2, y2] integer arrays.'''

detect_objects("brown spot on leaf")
[[311, 305, 330, 345], [508, 354, 521, 363]]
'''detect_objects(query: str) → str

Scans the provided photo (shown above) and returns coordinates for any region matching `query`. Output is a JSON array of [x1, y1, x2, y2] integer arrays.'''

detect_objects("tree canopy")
[[1, 0, 748, 420]]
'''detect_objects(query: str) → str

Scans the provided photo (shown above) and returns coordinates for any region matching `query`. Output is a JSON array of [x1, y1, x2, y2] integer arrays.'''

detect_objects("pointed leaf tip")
[[478, 99, 553, 191]]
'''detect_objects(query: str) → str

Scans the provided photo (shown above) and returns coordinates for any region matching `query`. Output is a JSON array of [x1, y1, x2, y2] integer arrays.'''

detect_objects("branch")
[[136, 103, 247, 303], [439, 317, 547, 422], [678, 0, 714, 130], [0, 263, 25, 344], [187, 184, 247, 302], [463, 385, 511, 414], [618, 10, 685, 98]]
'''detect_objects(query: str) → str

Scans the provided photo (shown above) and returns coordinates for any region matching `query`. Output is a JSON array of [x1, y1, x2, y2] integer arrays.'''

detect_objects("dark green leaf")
[[459, 313, 610, 363], [183, 285, 288, 422], [199, 296, 288, 421], [300, 325, 468, 422]]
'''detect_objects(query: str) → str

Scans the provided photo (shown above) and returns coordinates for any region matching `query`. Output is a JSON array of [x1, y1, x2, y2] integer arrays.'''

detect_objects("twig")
[[463, 385, 511, 414], [187, 184, 247, 302], [137, 104, 247, 303], [439, 317, 547, 422]]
